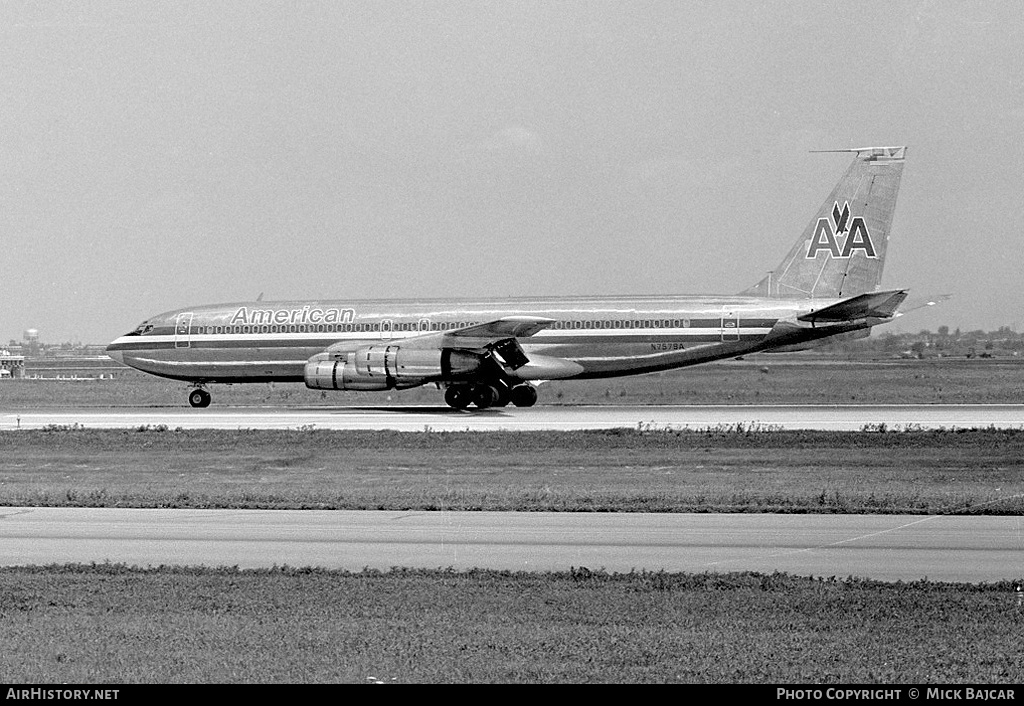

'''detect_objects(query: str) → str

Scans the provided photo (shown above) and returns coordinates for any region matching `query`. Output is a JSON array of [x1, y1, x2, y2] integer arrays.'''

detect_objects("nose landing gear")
[[188, 387, 212, 408]]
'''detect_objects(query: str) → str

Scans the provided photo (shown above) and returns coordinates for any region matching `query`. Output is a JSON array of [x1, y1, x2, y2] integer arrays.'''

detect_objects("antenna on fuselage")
[[256, 292, 264, 301]]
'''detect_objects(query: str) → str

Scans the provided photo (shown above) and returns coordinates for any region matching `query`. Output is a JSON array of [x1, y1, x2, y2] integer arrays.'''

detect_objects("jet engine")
[[304, 345, 484, 391]]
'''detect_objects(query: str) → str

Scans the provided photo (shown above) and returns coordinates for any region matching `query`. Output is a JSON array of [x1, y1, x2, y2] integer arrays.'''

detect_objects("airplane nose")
[[105, 344, 124, 365]]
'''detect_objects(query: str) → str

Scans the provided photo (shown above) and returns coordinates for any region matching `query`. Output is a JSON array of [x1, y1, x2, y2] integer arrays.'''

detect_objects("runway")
[[1, 507, 1021, 582], [2, 403, 1024, 431]]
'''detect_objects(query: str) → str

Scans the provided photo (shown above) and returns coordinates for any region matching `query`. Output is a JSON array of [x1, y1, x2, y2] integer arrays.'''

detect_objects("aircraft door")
[[380, 319, 393, 340], [174, 312, 194, 348], [721, 310, 739, 342]]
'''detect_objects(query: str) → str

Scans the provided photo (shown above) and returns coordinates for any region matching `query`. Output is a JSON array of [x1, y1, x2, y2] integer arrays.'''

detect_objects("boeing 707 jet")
[[107, 146, 910, 409]]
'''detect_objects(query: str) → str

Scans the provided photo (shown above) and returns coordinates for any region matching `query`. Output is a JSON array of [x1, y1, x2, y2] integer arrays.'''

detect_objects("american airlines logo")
[[805, 201, 877, 259], [229, 306, 356, 326]]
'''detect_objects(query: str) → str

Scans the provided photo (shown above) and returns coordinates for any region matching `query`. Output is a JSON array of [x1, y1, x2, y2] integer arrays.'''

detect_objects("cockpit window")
[[127, 322, 155, 336]]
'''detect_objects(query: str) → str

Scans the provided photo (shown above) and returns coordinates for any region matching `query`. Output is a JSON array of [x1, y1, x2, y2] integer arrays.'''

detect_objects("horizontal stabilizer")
[[893, 293, 952, 318], [798, 289, 909, 323]]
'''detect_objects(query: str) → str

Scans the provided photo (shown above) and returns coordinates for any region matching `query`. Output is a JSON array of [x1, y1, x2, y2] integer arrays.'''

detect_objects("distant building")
[[22, 329, 40, 356], [0, 350, 25, 379]]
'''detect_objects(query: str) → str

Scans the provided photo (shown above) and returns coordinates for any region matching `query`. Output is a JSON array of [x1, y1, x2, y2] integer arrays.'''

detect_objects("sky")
[[1, 0, 1021, 344]]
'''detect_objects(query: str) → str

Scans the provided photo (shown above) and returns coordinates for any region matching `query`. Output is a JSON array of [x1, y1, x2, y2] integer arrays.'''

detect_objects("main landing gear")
[[444, 383, 537, 410], [188, 387, 211, 408]]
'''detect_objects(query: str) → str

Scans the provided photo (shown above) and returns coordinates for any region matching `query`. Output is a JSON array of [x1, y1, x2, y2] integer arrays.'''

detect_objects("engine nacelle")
[[304, 345, 484, 391], [304, 358, 391, 391]]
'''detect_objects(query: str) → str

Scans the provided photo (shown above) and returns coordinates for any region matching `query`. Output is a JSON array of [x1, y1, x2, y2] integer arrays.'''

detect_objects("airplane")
[[107, 145, 910, 410]]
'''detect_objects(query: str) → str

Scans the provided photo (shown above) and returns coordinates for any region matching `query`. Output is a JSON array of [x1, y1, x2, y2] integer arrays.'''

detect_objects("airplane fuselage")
[[106, 293, 875, 385]]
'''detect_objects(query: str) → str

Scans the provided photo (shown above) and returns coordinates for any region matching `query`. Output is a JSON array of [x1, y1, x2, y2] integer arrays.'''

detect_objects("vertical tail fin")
[[741, 146, 906, 299]]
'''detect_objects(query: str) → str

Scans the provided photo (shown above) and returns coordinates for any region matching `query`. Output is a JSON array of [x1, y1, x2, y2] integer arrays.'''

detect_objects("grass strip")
[[1, 428, 1023, 514], [2, 564, 1021, 683]]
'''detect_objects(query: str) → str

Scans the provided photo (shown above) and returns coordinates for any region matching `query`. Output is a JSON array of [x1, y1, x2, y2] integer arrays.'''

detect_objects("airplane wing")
[[425, 316, 555, 370], [444, 316, 555, 339], [798, 289, 909, 323], [324, 315, 557, 374]]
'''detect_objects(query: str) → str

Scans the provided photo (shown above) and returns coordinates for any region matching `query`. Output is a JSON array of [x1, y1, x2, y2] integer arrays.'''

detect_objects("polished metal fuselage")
[[105, 148, 908, 391], [105, 293, 873, 385]]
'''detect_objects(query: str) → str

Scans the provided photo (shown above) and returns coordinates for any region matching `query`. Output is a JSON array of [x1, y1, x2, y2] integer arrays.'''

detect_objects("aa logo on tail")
[[806, 201, 877, 259]]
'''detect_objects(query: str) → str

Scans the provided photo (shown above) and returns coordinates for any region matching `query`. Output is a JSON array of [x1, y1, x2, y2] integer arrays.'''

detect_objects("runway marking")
[[815, 491, 1024, 550], [704, 492, 1024, 572], [2, 404, 1024, 431]]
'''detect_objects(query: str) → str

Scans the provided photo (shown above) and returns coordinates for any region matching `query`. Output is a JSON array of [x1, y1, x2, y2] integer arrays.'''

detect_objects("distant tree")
[[879, 332, 901, 352], [937, 325, 949, 338]]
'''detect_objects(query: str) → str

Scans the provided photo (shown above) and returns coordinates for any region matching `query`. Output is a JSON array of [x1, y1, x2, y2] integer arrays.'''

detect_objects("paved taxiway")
[[2, 507, 1020, 582], [2, 403, 1024, 431]]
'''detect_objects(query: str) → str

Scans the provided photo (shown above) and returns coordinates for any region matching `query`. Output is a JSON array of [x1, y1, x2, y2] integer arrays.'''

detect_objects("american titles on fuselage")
[[229, 306, 356, 326], [806, 201, 877, 259]]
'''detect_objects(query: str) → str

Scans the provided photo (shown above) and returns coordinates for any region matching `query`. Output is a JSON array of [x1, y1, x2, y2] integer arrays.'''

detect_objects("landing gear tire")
[[493, 382, 512, 407], [473, 384, 499, 410], [446, 383, 513, 410], [444, 385, 473, 410], [510, 384, 538, 408], [188, 388, 211, 408]]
